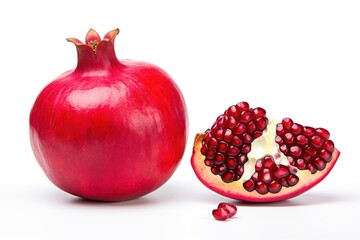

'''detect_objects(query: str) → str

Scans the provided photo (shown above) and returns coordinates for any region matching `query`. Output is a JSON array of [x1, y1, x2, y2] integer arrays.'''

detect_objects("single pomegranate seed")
[[316, 128, 330, 139], [276, 118, 335, 174], [226, 157, 237, 169], [243, 155, 299, 195], [224, 129, 232, 142], [287, 174, 299, 186], [222, 171, 235, 183], [303, 126, 316, 137], [269, 180, 282, 193], [255, 182, 268, 194], [274, 166, 289, 179], [218, 202, 237, 218], [240, 111, 252, 123], [253, 107, 266, 118], [214, 153, 225, 164], [324, 140, 335, 152], [236, 101, 249, 110], [243, 179, 255, 191], [232, 136, 242, 146], [255, 117, 267, 131], [227, 105, 238, 117], [290, 123, 303, 135], [282, 118, 294, 130], [212, 208, 230, 221]]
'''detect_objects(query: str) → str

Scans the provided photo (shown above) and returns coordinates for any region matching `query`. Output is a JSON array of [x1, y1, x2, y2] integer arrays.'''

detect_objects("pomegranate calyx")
[[67, 28, 120, 56], [67, 28, 121, 70]]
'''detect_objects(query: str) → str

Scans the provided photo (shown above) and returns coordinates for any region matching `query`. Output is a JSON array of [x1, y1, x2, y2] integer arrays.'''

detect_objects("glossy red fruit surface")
[[191, 101, 340, 202], [29, 29, 188, 201]]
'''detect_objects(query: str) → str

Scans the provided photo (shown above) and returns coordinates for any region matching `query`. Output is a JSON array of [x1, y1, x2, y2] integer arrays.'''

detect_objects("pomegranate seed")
[[236, 165, 244, 175], [240, 111, 252, 123], [232, 136, 242, 146], [243, 179, 255, 191], [296, 135, 308, 145], [207, 149, 216, 158], [212, 208, 230, 221], [242, 133, 253, 143], [218, 202, 237, 218], [311, 135, 325, 148], [251, 172, 260, 182], [287, 175, 299, 186], [236, 101, 249, 111], [290, 123, 303, 135], [218, 141, 228, 152], [255, 117, 267, 131], [234, 123, 247, 135], [262, 169, 272, 183], [204, 159, 213, 166], [316, 128, 330, 139], [255, 182, 268, 194], [303, 126, 316, 137], [224, 129, 232, 142], [221, 171, 235, 183], [282, 118, 294, 130], [228, 146, 240, 156], [253, 107, 266, 118], [284, 133, 294, 144], [276, 123, 285, 136], [275, 135, 283, 145], [324, 140, 335, 152], [208, 138, 217, 148], [319, 149, 332, 162], [314, 158, 326, 171], [215, 153, 225, 164], [289, 146, 302, 157], [227, 117, 237, 129], [247, 122, 257, 134], [241, 144, 251, 154], [214, 128, 223, 139], [237, 154, 248, 164], [274, 166, 289, 179], [226, 157, 237, 169], [227, 105, 238, 117], [269, 181, 282, 193]]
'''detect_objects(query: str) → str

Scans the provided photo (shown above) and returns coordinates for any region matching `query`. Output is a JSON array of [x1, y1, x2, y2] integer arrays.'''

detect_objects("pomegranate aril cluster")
[[275, 118, 335, 174], [200, 102, 268, 183], [243, 155, 299, 194], [212, 202, 237, 221]]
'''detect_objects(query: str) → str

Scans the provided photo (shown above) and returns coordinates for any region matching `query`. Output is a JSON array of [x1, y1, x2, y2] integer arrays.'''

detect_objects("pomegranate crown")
[[67, 28, 119, 55]]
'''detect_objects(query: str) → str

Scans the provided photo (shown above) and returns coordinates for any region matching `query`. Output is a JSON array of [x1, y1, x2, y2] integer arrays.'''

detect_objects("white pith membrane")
[[191, 119, 340, 202], [242, 119, 289, 180]]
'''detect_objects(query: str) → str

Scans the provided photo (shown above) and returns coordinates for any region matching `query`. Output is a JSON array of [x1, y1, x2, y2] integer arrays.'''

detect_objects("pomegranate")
[[191, 101, 340, 202], [29, 28, 188, 201]]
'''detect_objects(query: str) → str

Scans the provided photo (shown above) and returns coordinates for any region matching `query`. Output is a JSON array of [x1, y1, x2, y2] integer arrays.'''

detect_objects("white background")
[[1, 0, 359, 239]]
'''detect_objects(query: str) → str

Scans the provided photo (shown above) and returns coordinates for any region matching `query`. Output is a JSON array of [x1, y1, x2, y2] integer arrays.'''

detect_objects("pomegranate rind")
[[191, 133, 340, 202]]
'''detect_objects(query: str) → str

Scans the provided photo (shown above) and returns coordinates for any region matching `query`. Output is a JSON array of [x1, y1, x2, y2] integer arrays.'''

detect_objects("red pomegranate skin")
[[29, 29, 188, 201]]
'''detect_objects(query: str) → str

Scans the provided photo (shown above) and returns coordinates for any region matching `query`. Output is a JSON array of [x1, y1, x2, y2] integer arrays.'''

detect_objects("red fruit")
[[191, 101, 340, 202], [29, 28, 188, 201], [218, 202, 237, 218], [212, 208, 230, 221]]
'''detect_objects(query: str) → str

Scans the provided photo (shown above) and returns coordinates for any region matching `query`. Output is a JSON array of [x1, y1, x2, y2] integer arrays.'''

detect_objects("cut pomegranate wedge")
[[191, 101, 340, 202]]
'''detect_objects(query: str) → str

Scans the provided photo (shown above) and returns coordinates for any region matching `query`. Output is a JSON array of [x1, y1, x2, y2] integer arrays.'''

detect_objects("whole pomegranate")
[[191, 101, 340, 202], [29, 28, 188, 201]]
